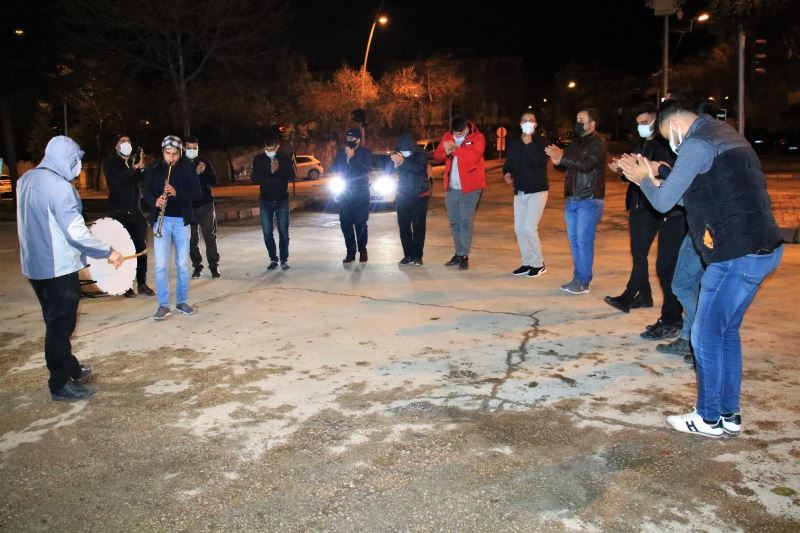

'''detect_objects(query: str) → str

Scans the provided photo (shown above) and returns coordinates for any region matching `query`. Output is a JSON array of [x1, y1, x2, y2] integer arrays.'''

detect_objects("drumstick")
[[122, 249, 148, 261]]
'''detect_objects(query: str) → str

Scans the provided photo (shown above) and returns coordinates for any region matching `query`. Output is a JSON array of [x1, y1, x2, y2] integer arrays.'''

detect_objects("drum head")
[[85, 218, 137, 295]]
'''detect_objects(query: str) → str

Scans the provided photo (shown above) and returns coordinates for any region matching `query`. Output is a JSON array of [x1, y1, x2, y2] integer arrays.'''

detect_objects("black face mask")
[[345, 140, 358, 149], [574, 122, 586, 136]]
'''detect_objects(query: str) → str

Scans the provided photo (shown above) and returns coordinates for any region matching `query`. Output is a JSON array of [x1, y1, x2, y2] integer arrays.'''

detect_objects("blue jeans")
[[692, 246, 783, 421], [564, 198, 604, 284], [672, 235, 705, 341], [153, 216, 191, 308], [260, 199, 290, 262]]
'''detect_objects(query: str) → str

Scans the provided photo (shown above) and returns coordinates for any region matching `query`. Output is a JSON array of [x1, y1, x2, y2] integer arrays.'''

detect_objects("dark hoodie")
[[395, 134, 430, 198]]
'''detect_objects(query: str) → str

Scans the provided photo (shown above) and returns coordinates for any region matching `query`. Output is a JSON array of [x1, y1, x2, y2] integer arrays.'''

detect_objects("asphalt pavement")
[[0, 162, 798, 531]]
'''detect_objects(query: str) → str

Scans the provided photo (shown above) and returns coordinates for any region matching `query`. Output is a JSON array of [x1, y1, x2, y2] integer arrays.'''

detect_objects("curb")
[[216, 198, 308, 222]]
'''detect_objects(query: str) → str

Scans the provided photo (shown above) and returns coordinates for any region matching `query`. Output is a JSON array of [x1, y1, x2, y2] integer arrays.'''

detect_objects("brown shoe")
[[359, 250, 368, 262], [138, 283, 155, 296]]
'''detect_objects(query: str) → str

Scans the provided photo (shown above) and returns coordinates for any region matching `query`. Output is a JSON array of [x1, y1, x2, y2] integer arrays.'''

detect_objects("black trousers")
[[190, 201, 220, 269], [397, 194, 429, 260], [29, 273, 84, 393], [111, 210, 148, 285], [626, 206, 686, 324], [339, 194, 369, 255]]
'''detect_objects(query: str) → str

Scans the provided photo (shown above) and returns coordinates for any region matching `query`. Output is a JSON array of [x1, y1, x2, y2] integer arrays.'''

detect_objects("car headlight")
[[329, 176, 346, 195], [373, 175, 396, 195]]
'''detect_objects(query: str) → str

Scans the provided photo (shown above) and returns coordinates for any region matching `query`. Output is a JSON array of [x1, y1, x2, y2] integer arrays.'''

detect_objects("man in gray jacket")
[[17, 136, 123, 401]]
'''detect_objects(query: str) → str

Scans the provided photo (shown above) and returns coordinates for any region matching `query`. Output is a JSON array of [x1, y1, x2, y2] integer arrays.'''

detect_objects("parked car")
[[294, 154, 324, 180], [0, 173, 11, 199], [769, 132, 800, 155], [328, 153, 399, 208]]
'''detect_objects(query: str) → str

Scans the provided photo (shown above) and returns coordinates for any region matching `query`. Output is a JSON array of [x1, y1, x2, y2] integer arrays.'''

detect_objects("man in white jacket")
[[17, 136, 123, 401]]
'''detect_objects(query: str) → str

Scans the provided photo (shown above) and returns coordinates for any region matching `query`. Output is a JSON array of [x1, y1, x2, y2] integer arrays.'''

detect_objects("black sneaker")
[[459, 256, 469, 270], [630, 292, 654, 309], [527, 265, 546, 277], [603, 294, 631, 313], [280, 261, 290, 271], [656, 338, 692, 356], [267, 261, 279, 271], [124, 288, 137, 298], [445, 255, 461, 267], [210, 267, 221, 279], [74, 364, 94, 385], [343, 255, 356, 264], [641, 319, 682, 340], [412, 258, 423, 266], [192, 266, 203, 279], [359, 250, 368, 262], [138, 283, 155, 296], [51, 381, 97, 401], [721, 412, 742, 435], [512, 265, 531, 276], [399, 256, 413, 266]]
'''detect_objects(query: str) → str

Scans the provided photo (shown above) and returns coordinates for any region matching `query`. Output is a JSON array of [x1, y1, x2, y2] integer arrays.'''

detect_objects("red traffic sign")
[[496, 127, 507, 138]]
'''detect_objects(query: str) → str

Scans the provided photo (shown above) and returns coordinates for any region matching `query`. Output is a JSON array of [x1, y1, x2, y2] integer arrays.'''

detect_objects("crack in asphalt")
[[481, 310, 544, 411]]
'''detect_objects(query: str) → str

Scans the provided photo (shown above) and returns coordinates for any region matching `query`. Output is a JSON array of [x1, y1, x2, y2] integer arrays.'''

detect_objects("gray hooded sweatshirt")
[[17, 136, 111, 280]]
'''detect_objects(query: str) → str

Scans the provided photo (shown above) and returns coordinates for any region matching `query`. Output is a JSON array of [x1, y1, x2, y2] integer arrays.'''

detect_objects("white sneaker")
[[721, 412, 742, 435], [666, 410, 724, 438]]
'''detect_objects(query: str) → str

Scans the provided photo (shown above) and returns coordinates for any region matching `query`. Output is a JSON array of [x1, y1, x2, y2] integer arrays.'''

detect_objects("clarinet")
[[154, 163, 174, 238]]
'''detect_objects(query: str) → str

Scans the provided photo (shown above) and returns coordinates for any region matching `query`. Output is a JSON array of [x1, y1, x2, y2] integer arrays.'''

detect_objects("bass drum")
[[81, 217, 137, 296]]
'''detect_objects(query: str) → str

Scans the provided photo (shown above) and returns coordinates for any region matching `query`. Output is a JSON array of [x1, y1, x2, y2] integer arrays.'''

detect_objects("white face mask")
[[185, 148, 199, 159], [400, 150, 412, 157], [668, 121, 684, 154], [72, 160, 82, 178], [265, 150, 277, 159], [637, 121, 655, 139], [119, 142, 132, 156], [521, 122, 536, 135]]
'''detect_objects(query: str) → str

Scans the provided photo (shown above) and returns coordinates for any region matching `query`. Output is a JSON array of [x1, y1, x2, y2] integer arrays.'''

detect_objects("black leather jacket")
[[560, 132, 606, 200]]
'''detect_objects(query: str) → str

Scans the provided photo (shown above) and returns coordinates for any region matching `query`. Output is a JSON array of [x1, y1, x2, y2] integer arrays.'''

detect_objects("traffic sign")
[[496, 138, 506, 152], [496, 126, 507, 138]]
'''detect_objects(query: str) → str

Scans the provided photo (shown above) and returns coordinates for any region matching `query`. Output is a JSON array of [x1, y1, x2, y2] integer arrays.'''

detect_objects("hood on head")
[[38, 136, 84, 181], [395, 133, 417, 152]]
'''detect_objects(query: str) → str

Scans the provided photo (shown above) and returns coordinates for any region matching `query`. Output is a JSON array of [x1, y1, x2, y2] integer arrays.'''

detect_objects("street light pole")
[[738, 25, 746, 134], [663, 14, 670, 98]]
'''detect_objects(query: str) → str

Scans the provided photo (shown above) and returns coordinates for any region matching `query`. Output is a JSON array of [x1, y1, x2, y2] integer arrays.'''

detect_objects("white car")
[[294, 154, 324, 180], [329, 153, 399, 208]]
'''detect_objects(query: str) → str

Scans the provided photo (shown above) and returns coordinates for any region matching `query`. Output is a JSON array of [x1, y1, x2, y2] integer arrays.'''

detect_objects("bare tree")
[[61, 0, 286, 137]]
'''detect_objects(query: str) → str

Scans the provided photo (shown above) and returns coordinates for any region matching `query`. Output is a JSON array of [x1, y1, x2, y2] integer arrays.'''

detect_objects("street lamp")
[[567, 81, 576, 89], [14, 29, 24, 37], [696, 12, 710, 22], [361, 15, 388, 81]]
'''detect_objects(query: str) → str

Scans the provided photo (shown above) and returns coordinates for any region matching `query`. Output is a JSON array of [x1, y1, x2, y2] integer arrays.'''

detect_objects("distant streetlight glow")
[[15, 29, 24, 36], [696, 13, 710, 22], [567, 81, 576, 89], [528, 105, 532, 109], [708, 96, 715, 101], [377, 15, 388, 25]]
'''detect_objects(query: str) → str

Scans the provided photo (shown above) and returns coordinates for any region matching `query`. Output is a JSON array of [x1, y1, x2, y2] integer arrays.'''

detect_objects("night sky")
[[288, 0, 714, 77]]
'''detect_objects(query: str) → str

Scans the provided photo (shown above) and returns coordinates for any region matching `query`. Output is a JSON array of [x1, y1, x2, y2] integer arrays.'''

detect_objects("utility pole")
[[738, 25, 746, 134], [663, 15, 670, 97]]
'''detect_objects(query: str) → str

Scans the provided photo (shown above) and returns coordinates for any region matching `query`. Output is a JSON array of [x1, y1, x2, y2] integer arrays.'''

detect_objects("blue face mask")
[[454, 135, 465, 147], [400, 150, 412, 157]]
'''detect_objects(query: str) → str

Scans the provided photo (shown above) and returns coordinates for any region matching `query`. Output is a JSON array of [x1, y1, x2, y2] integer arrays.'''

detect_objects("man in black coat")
[[184, 136, 221, 279], [103, 134, 154, 297], [392, 133, 431, 266], [252, 133, 296, 271], [331, 128, 373, 263], [605, 103, 685, 341]]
